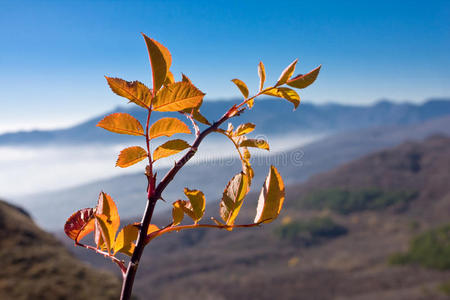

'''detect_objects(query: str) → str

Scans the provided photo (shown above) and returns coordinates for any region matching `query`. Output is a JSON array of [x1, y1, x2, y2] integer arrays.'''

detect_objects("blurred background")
[[0, 0, 449, 299]]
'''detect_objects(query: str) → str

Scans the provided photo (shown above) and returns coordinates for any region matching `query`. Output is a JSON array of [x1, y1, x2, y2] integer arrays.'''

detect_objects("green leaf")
[[172, 200, 185, 226], [153, 81, 205, 112], [231, 79, 249, 99], [239, 139, 270, 151], [97, 113, 144, 136], [276, 59, 298, 86], [149, 117, 191, 139], [153, 139, 190, 161], [220, 172, 249, 228], [142, 33, 172, 92], [263, 87, 300, 109], [183, 188, 205, 223], [116, 146, 147, 168], [235, 123, 255, 136], [113, 224, 139, 256], [105, 77, 152, 108], [254, 166, 285, 224], [258, 61, 266, 92], [287, 65, 322, 89]]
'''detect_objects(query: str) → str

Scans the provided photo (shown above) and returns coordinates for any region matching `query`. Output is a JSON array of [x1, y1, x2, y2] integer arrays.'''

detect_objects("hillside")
[[19, 114, 450, 230], [69, 136, 450, 299], [1, 98, 450, 145], [0, 199, 121, 299]]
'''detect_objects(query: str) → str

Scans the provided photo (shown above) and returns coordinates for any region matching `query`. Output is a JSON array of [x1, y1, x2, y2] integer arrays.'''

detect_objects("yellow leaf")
[[172, 200, 185, 225], [181, 73, 192, 84], [184, 188, 205, 222], [113, 224, 139, 256], [116, 146, 147, 168], [164, 71, 175, 86], [153, 81, 205, 112], [95, 214, 116, 253], [142, 33, 172, 92], [220, 172, 249, 228], [64, 208, 95, 241], [97, 113, 144, 136], [254, 166, 285, 224], [94, 192, 120, 250], [153, 139, 190, 161], [235, 123, 255, 136], [239, 139, 270, 151], [258, 61, 266, 92], [147, 224, 159, 235], [231, 79, 249, 99], [276, 59, 298, 86], [263, 87, 300, 109], [287, 65, 321, 89], [182, 107, 211, 125], [105, 77, 152, 108], [149, 117, 191, 140]]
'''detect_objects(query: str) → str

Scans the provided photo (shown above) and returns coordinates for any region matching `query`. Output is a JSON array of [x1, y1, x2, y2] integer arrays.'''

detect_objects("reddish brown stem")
[[76, 241, 127, 276]]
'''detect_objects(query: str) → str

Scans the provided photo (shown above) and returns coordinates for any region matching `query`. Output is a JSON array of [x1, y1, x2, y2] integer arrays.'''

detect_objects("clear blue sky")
[[1, 0, 449, 132]]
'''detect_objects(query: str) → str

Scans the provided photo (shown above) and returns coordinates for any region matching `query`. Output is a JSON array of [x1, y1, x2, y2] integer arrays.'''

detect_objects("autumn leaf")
[[263, 87, 300, 109], [182, 107, 211, 125], [116, 146, 147, 168], [97, 113, 144, 136], [254, 166, 285, 224], [240, 138, 270, 151], [113, 224, 139, 256], [105, 77, 152, 108], [258, 61, 266, 92], [94, 192, 120, 250], [164, 71, 175, 86], [287, 65, 322, 89], [172, 200, 185, 225], [142, 33, 172, 92], [231, 79, 249, 99], [181, 73, 192, 84], [153, 81, 205, 112], [64, 208, 95, 241], [153, 139, 190, 161], [95, 214, 116, 253], [276, 59, 298, 86], [235, 123, 255, 136], [183, 188, 205, 223], [149, 117, 191, 139], [220, 172, 249, 228]]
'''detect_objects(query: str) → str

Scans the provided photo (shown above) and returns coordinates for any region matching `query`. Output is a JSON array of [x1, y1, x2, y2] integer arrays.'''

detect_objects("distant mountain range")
[[1, 98, 450, 145], [19, 114, 450, 229]]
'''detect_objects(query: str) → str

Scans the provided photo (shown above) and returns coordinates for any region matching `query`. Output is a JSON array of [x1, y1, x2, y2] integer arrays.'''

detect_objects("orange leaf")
[[240, 138, 270, 151], [258, 61, 266, 92], [97, 113, 144, 136], [153, 81, 205, 112], [113, 224, 139, 256], [105, 77, 152, 108], [235, 123, 255, 136], [220, 172, 249, 228], [172, 200, 185, 226], [254, 166, 285, 224], [95, 214, 116, 253], [287, 65, 322, 89], [116, 146, 147, 168], [142, 34, 172, 93], [276, 59, 298, 86], [231, 79, 249, 99], [263, 87, 300, 109], [153, 139, 190, 161], [149, 117, 191, 139], [94, 192, 120, 249], [64, 208, 95, 241]]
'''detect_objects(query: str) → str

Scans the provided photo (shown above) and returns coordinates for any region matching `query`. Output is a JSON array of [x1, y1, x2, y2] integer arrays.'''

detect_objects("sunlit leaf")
[[113, 224, 139, 256], [116, 146, 147, 168], [164, 71, 175, 86], [183, 188, 205, 223], [153, 139, 190, 161], [263, 87, 300, 109], [239, 139, 270, 151], [149, 117, 191, 140], [235, 123, 255, 136], [231, 79, 249, 99], [258, 61, 266, 91], [105, 77, 152, 108], [153, 81, 205, 112], [97, 113, 144, 136], [182, 107, 211, 125], [95, 214, 115, 253], [254, 166, 285, 224], [181, 73, 192, 84], [172, 200, 185, 226], [287, 65, 322, 89], [220, 172, 249, 228], [147, 224, 159, 235], [94, 192, 120, 249], [64, 208, 95, 241], [142, 33, 172, 92], [276, 59, 298, 86]]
